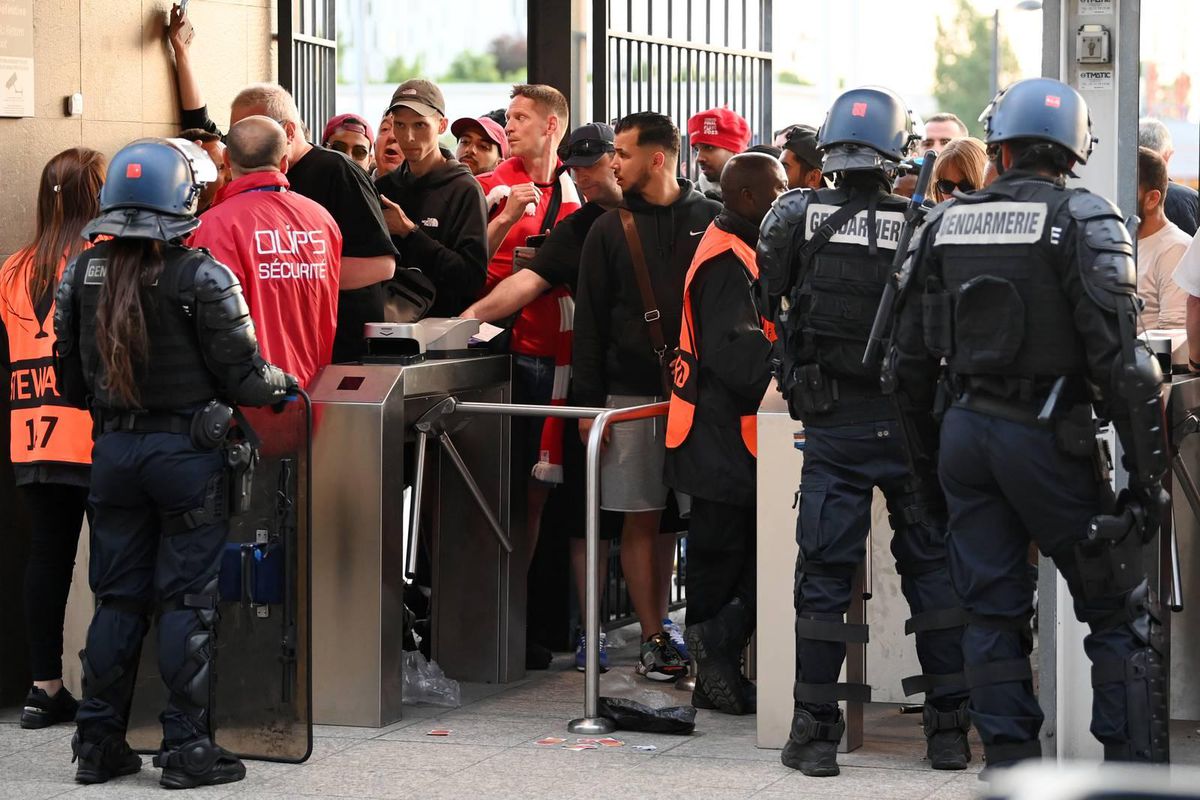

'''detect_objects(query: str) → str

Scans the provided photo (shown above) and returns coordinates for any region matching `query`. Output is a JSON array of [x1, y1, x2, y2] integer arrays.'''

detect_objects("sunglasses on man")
[[936, 178, 976, 196], [328, 140, 370, 161]]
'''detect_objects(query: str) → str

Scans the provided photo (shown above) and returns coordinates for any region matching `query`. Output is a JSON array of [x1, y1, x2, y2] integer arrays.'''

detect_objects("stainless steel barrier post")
[[442, 400, 670, 734], [569, 402, 670, 735]]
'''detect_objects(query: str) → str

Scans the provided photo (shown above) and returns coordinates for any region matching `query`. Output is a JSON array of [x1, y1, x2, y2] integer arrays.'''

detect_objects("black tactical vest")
[[792, 186, 910, 386], [75, 241, 220, 411], [923, 177, 1084, 386]]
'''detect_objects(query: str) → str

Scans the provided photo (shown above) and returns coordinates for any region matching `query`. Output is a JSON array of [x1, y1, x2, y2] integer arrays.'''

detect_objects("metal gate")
[[278, 0, 337, 137], [593, 0, 773, 175]]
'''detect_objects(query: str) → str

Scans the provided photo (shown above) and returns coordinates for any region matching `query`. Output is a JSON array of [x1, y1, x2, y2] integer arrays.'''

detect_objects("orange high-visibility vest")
[[1, 250, 93, 468], [666, 222, 775, 458]]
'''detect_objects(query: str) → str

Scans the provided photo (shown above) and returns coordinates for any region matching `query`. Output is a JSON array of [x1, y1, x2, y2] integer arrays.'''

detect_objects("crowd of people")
[[2, 0, 1199, 791]]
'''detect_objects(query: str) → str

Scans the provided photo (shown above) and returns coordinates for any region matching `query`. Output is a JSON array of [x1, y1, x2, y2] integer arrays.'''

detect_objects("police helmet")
[[84, 138, 218, 242], [979, 78, 1094, 164], [817, 87, 916, 174]]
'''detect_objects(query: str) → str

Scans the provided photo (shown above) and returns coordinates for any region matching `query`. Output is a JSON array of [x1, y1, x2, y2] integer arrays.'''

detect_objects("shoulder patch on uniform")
[[934, 201, 1047, 246], [83, 259, 107, 285], [804, 203, 906, 250]]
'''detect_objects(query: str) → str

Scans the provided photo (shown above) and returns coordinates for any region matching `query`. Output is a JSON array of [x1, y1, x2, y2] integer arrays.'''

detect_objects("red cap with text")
[[687, 107, 751, 153]]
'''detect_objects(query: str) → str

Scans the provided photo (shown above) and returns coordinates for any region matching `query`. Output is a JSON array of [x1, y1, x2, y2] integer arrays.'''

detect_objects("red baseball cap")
[[687, 108, 751, 153], [322, 113, 375, 147], [450, 116, 509, 160]]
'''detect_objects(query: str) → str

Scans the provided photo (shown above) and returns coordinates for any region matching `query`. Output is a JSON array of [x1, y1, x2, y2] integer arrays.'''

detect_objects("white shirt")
[[1169, 227, 1200, 299], [1137, 221, 1192, 329]]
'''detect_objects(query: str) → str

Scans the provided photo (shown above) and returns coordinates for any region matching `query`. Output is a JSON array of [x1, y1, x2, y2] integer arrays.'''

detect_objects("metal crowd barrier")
[[414, 398, 670, 735]]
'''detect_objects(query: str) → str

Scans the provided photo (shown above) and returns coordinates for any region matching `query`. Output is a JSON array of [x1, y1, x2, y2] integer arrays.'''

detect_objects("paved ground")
[[0, 655, 980, 800], [3, 652, 1197, 799]]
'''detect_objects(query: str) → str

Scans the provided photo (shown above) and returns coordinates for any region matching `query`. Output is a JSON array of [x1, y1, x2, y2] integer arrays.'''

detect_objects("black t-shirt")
[[286, 146, 398, 363], [180, 106, 397, 362], [528, 202, 607, 292]]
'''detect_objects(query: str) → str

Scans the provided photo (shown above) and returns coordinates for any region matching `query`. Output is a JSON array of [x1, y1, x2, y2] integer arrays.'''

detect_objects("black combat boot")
[[924, 701, 972, 770], [686, 599, 754, 715], [154, 737, 246, 790], [72, 731, 143, 784], [692, 675, 757, 713], [781, 708, 844, 777]]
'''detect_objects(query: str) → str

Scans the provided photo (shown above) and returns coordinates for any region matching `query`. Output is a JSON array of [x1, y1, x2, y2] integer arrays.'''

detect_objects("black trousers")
[[21, 482, 89, 682], [76, 432, 226, 747], [684, 497, 756, 626]]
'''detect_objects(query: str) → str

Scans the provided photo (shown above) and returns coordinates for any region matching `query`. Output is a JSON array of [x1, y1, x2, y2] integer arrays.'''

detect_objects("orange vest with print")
[[666, 223, 776, 458], [1, 251, 93, 467]]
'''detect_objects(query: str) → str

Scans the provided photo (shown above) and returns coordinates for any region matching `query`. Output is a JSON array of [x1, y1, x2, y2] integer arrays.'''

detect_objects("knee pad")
[[79, 596, 152, 708], [1092, 645, 1169, 762], [160, 580, 220, 724]]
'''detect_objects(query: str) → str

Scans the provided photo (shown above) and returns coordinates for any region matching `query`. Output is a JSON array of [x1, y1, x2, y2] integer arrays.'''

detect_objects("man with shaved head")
[[664, 152, 786, 715], [189, 115, 344, 388]]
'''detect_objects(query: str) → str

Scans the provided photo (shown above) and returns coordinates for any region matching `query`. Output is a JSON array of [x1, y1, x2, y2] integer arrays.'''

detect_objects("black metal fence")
[[278, 0, 337, 138], [593, 0, 774, 177]]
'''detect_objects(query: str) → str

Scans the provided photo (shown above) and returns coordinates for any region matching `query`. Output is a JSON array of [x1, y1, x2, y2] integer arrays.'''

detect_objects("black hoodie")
[[573, 178, 722, 406], [375, 148, 488, 317]]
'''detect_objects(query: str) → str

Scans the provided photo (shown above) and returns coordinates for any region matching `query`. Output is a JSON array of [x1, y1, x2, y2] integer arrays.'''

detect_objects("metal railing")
[[594, 0, 774, 176], [415, 398, 669, 735]]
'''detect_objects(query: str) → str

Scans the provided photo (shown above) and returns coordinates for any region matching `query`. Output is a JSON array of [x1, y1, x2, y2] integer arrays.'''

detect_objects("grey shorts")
[[600, 394, 669, 513]]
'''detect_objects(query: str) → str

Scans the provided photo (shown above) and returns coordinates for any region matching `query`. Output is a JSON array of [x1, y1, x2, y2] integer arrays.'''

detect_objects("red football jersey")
[[477, 157, 580, 357]]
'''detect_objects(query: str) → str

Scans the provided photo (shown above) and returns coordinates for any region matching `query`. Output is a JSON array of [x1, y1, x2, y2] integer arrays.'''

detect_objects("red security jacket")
[[191, 171, 342, 389]]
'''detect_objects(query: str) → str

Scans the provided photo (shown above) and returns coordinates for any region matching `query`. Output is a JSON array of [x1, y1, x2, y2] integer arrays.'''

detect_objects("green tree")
[[386, 54, 426, 84], [442, 50, 501, 83], [932, 0, 1019, 137]]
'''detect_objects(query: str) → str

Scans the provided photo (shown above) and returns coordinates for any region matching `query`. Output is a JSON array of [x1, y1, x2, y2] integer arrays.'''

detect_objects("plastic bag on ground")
[[597, 696, 696, 734], [402, 650, 461, 708]]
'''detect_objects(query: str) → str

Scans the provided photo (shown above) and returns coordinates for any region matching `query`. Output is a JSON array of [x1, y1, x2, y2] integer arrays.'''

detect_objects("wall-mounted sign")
[[1078, 68, 1115, 91], [0, 0, 34, 118]]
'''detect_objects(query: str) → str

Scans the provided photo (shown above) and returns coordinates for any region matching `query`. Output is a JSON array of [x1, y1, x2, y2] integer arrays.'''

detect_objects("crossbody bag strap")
[[618, 208, 671, 395]]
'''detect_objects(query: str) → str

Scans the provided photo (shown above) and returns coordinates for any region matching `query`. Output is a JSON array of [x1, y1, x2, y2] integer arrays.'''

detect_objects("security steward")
[[54, 138, 297, 788], [891, 78, 1170, 767], [664, 153, 784, 715], [757, 86, 970, 777]]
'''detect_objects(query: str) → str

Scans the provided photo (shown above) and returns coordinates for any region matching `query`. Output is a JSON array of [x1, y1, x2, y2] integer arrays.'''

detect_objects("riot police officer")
[[757, 87, 970, 777], [890, 77, 1169, 767], [54, 138, 297, 788]]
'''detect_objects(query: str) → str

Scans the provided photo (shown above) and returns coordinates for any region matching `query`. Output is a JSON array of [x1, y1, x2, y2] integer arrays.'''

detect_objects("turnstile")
[[307, 355, 520, 727]]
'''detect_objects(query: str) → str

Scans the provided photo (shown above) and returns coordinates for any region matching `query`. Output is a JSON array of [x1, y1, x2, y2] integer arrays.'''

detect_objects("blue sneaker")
[[574, 629, 609, 672], [663, 618, 691, 664]]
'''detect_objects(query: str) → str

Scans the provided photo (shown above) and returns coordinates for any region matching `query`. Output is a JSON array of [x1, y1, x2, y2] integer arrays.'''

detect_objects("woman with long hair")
[[0, 147, 105, 728], [931, 137, 989, 203], [55, 138, 295, 789]]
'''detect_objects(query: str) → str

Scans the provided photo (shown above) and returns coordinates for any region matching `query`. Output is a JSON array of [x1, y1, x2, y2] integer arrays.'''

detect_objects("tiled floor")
[[2, 659, 1196, 799], [0, 657, 985, 800]]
